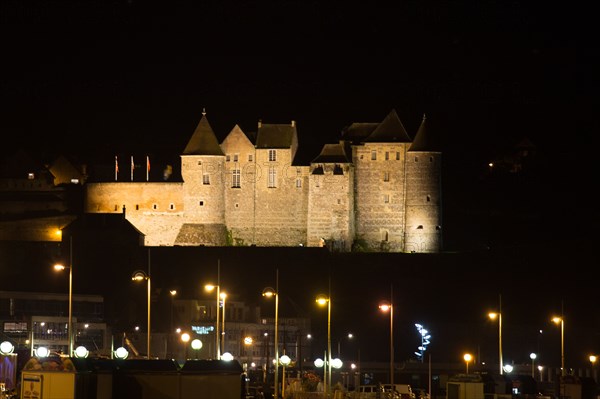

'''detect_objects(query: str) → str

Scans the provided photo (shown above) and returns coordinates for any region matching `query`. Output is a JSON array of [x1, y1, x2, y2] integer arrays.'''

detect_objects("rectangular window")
[[269, 149, 277, 162], [233, 154, 239, 162], [232, 169, 241, 188], [268, 167, 277, 188], [203, 173, 210, 185], [248, 154, 253, 162], [385, 152, 389, 160], [384, 194, 390, 203], [396, 152, 400, 160], [296, 178, 302, 188], [384, 172, 390, 182], [226, 155, 230, 162], [371, 151, 377, 160]]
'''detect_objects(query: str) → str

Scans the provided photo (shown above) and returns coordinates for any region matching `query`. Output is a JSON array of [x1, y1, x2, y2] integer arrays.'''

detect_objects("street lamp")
[[220, 292, 227, 355], [263, 269, 279, 399], [53, 234, 73, 356], [379, 297, 394, 387], [316, 294, 332, 397], [132, 269, 151, 359], [181, 332, 190, 360], [488, 311, 503, 375], [552, 316, 565, 376], [280, 354, 291, 398], [191, 339, 203, 359], [530, 353, 537, 378], [464, 353, 472, 374], [205, 261, 221, 359]]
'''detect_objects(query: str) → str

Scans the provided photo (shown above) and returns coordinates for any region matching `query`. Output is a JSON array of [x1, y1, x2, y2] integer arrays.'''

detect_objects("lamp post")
[[132, 269, 151, 359], [263, 269, 279, 399], [464, 353, 472, 374], [530, 353, 537, 378], [280, 354, 291, 398], [488, 310, 503, 375], [552, 316, 565, 376], [379, 286, 394, 387], [181, 332, 190, 360], [205, 260, 221, 359], [169, 290, 177, 332], [53, 235, 73, 356], [316, 294, 332, 397], [220, 292, 227, 355]]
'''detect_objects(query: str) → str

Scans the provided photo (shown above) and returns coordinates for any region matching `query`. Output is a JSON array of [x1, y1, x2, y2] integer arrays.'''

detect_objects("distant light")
[[530, 353, 537, 360], [191, 339, 202, 350], [114, 347, 129, 359], [331, 358, 343, 369], [74, 346, 89, 358], [314, 358, 324, 368], [280, 355, 291, 366], [222, 352, 234, 361], [36, 346, 50, 358], [0, 341, 14, 355], [503, 364, 513, 373], [181, 333, 190, 343]]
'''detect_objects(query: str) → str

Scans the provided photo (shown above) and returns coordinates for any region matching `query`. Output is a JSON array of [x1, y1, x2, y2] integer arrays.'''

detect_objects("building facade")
[[84, 109, 442, 253]]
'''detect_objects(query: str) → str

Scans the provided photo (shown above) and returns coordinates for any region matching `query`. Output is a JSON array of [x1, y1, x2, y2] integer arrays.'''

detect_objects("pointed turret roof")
[[182, 109, 224, 156], [409, 114, 441, 152], [364, 109, 411, 143], [311, 143, 351, 164]]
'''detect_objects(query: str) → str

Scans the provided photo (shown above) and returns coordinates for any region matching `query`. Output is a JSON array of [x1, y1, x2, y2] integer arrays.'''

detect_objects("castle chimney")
[[291, 120, 295, 127], [258, 119, 262, 129]]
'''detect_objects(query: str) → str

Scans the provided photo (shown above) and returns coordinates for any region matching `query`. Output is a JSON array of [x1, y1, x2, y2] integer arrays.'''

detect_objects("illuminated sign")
[[192, 325, 214, 335]]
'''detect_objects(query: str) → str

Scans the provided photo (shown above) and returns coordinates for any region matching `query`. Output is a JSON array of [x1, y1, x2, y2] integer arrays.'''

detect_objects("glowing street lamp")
[[263, 270, 280, 399], [132, 269, 151, 359], [220, 292, 227, 354], [379, 294, 394, 387], [488, 311, 503, 375], [552, 316, 565, 376], [316, 294, 332, 396], [530, 353, 537, 378], [205, 261, 222, 359], [280, 354, 291, 398], [590, 355, 597, 367], [181, 332, 190, 360], [464, 353, 472, 374], [53, 235, 73, 356]]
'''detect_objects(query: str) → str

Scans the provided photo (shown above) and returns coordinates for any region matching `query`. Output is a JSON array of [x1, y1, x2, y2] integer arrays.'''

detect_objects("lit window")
[[28, 173, 35, 180], [232, 169, 241, 188], [269, 150, 277, 162], [268, 167, 277, 188]]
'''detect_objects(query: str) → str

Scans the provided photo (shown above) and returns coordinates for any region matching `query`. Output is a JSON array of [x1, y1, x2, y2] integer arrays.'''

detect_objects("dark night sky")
[[1, 1, 595, 368]]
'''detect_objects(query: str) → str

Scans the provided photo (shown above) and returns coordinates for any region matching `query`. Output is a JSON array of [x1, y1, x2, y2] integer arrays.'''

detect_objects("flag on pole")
[[146, 155, 150, 182], [115, 156, 119, 181], [131, 156, 134, 181]]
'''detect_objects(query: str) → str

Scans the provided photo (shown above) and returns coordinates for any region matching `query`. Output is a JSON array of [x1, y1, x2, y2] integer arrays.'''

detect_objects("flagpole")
[[115, 156, 118, 181], [131, 156, 134, 182], [146, 155, 150, 182]]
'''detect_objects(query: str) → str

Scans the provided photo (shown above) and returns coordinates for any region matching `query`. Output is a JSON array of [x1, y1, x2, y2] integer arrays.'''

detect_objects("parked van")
[[382, 384, 416, 399]]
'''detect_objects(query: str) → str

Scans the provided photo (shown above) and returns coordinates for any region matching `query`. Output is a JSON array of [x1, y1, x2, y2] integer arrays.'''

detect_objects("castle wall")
[[353, 143, 409, 252], [181, 155, 226, 225], [307, 164, 355, 251], [404, 152, 442, 253], [221, 128, 258, 246], [84, 182, 185, 246], [252, 148, 309, 246]]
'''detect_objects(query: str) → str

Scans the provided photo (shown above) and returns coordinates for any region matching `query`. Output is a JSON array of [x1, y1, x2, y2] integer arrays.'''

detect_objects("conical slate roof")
[[364, 109, 411, 143], [311, 143, 351, 164], [409, 114, 441, 152], [182, 111, 224, 156]]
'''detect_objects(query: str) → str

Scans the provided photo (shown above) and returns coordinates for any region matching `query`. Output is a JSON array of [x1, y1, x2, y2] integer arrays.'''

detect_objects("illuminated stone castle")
[[84, 109, 442, 253]]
